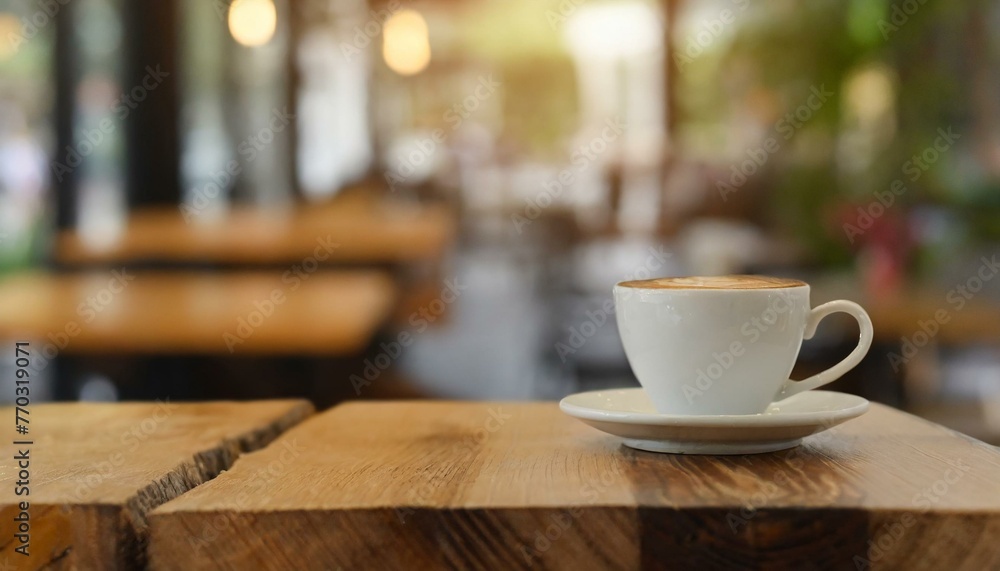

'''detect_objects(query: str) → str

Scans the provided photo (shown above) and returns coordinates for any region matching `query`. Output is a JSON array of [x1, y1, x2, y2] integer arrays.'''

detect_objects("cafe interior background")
[[0, 0, 998, 443]]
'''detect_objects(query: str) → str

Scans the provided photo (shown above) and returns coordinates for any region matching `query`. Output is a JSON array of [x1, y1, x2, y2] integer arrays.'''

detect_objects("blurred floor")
[[399, 245, 561, 399]]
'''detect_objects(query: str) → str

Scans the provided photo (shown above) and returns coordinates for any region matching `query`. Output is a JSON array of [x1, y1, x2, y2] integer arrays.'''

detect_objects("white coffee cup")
[[614, 275, 873, 415]]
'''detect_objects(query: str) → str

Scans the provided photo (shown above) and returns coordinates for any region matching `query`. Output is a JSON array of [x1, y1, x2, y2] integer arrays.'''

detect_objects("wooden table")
[[148, 401, 1000, 570], [811, 276, 1000, 345], [0, 400, 312, 570], [55, 193, 455, 266], [0, 271, 396, 355]]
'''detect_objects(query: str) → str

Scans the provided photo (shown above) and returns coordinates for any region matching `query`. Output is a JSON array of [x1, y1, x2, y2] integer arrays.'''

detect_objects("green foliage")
[[678, 0, 998, 264]]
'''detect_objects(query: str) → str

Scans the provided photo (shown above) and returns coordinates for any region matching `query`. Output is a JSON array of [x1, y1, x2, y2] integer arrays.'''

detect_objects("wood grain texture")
[[55, 192, 455, 265], [0, 400, 313, 570], [0, 270, 395, 354], [148, 401, 1000, 570]]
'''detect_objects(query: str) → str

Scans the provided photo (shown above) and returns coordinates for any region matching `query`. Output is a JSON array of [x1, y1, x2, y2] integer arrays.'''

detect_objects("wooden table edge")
[[27, 399, 314, 569]]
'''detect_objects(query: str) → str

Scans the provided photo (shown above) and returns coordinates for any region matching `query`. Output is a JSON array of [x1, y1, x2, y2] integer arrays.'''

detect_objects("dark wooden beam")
[[124, 0, 181, 208]]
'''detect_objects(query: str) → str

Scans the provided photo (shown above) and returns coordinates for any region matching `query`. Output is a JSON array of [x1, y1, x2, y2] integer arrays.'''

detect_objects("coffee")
[[618, 275, 806, 290], [613, 276, 872, 415]]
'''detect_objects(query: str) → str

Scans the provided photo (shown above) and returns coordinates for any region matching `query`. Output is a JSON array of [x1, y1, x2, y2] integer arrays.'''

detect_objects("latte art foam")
[[618, 275, 806, 290]]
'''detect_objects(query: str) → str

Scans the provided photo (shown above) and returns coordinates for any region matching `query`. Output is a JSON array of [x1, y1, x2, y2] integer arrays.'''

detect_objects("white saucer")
[[559, 388, 869, 455]]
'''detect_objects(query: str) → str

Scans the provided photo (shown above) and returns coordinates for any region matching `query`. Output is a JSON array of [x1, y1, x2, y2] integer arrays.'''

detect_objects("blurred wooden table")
[[811, 276, 1000, 345], [0, 271, 396, 354], [862, 289, 1000, 344], [0, 400, 312, 570], [55, 193, 455, 266], [149, 401, 1000, 570]]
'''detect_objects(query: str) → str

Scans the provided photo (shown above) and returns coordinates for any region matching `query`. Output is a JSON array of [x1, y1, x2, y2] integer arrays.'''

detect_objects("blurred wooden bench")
[[55, 193, 455, 266], [811, 276, 1000, 345], [0, 271, 396, 355]]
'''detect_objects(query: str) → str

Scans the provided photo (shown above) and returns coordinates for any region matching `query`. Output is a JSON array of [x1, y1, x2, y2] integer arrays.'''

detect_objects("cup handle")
[[776, 300, 874, 401]]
